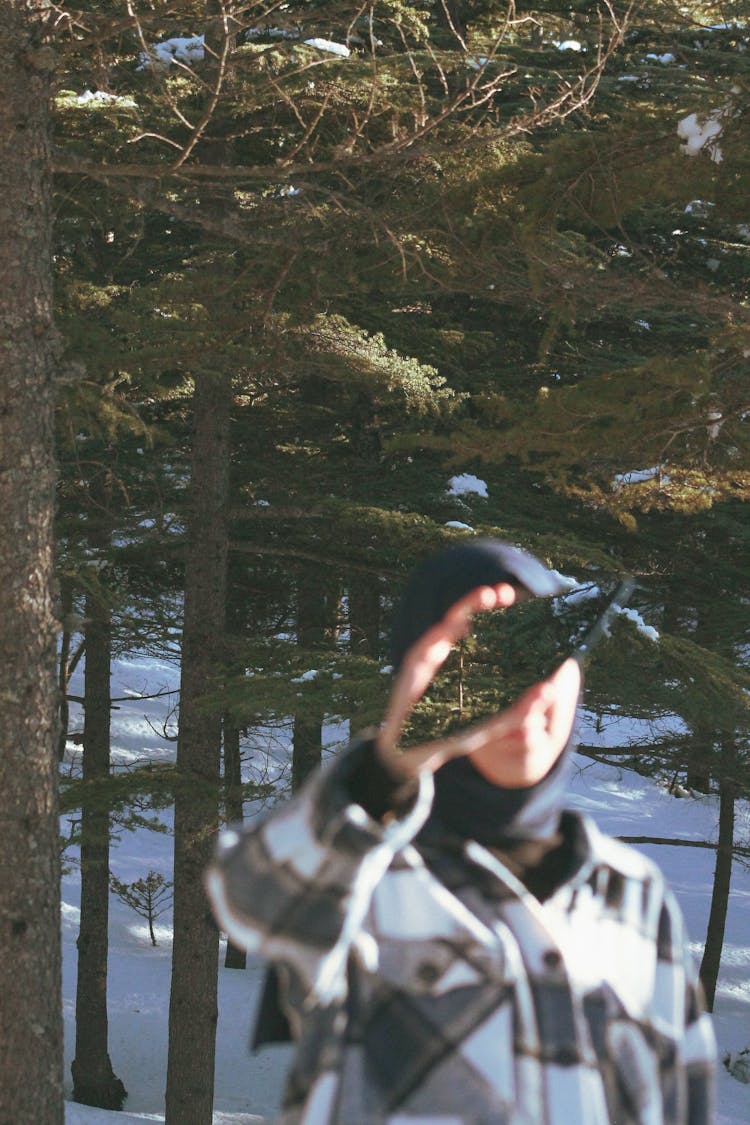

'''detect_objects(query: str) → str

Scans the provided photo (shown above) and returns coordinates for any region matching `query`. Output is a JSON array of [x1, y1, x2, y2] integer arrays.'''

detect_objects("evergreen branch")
[[228, 505, 328, 520], [229, 539, 399, 576], [51, 2, 638, 197]]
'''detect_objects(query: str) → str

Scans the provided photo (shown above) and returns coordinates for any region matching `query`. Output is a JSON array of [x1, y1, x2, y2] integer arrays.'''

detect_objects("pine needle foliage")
[[50, 1, 750, 816]]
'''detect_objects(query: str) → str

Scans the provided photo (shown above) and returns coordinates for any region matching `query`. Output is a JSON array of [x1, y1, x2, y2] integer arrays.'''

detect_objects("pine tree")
[[110, 870, 173, 947], [0, 2, 63, 1120]]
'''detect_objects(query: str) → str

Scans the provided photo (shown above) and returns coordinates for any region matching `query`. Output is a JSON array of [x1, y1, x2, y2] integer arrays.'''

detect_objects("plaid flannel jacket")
[[207, 739, 716, 1125]]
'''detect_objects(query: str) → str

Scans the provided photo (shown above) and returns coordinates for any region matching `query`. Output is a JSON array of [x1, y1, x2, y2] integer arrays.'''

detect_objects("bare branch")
[[170, 3, 234, 170]]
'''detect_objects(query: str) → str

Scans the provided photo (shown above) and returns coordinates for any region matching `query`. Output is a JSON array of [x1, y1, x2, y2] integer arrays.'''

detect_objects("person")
[[206, 539, 716, 1124]]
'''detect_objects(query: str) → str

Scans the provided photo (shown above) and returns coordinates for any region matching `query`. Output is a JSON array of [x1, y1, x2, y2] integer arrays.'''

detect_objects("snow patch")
[[723, 1047, 750, 1084], [74, 90, 138, 109], [303, 38, 350, 57], [677, 111, 725, 163], [613, 466, 669, 489], [137, 36, 205, 71], [558, 582, 602, 607], [447, 474, 488, 499], [614, 605, 660, 642], [291, 669, 319, 683]]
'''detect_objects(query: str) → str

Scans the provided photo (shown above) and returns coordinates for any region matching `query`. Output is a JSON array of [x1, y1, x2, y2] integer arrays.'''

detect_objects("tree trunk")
[[292, 573, 339, 791], [292, 708, 324, 792], [347, 574, 382, 733], [699, 773, 736, 1011], [686, 722, 712, 794], [0, 4, 63, 1119], [686, 608, 719, 793], [71, 577, 127, 1109], [165, 370, 231, 1124], [348, 576, 381, 659], [223, 719, 246, 970], [58, 576, 74, 760]]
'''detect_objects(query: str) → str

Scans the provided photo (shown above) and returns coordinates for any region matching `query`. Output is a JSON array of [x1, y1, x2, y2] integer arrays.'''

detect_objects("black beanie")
[[390, 538, 568, 670]]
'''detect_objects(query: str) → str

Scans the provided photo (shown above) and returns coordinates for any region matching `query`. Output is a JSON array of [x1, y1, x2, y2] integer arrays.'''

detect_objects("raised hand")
[[375, 584, 580, 786]]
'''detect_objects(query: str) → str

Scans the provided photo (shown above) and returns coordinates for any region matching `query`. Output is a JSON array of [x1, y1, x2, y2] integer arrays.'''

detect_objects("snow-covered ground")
[[62, 657, 750, 1123]]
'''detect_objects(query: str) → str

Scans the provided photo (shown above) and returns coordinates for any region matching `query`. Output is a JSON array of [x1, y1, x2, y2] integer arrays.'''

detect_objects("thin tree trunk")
[[58, 576, 74, 760], [347, 574, 381, 732], [71, 578, 126, 1108], [699, 773, 736, 1011], [165, 370, 231, 1124], [0, 4, 63, 1118], [223, 561, 246, 969], [686, 721, 712, 794], [292, 573, 339, 791], [686, 609, 718, 793], [292, 708, 324, 792], [348, 576, 381, 658], [223, 719, 246, 969]]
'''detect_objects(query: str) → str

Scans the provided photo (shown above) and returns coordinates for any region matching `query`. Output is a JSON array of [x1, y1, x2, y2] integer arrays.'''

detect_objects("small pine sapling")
[[110, 870, 173, 946]]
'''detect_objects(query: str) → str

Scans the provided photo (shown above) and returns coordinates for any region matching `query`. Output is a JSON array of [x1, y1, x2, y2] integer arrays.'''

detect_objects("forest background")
[[1, 1, 750, 1122]]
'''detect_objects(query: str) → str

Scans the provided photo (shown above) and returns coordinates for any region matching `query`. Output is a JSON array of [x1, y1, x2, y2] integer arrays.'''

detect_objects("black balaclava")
[[390, 538, 576, 846], [426, 734, 575, 846]]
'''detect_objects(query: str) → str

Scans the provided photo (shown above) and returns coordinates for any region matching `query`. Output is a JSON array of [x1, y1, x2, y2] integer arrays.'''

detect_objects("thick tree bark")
[[0, 3, 63, 1120], [699, 773, 736, 1011], [165, 371, 231, 1124], [71, 572, 127, 1108]]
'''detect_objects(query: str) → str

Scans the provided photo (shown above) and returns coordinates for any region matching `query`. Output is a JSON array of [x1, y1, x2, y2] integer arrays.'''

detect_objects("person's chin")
[[472, 748, 557, 789]]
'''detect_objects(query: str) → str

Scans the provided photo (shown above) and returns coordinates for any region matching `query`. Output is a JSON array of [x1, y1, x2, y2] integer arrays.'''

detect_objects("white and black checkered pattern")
[[206, 739, 716, 1124]]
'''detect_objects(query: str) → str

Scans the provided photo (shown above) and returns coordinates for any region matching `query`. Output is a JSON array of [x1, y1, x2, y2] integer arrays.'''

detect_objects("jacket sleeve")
[[683, 976, 717, 1125], [656, 887, 717, 1125], [204, 737, 434, 1008]]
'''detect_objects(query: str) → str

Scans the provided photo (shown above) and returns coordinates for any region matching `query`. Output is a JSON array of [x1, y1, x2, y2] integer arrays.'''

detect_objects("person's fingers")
[[442, 582, 517, 629]]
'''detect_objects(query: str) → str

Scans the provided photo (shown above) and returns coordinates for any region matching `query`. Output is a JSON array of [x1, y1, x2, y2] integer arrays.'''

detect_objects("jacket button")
[[543, 949, 562, 969], [416, 961, 441, 985], [555, 1046, 579, 1066]]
